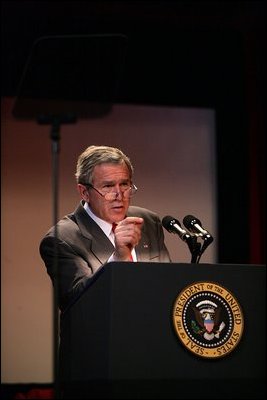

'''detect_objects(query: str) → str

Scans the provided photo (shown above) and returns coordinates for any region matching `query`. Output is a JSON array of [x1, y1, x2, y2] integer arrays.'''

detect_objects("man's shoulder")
[[41, 203, 84, 239]]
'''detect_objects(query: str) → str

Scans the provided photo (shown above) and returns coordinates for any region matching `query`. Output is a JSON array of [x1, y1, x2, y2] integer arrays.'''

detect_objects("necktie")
[[112, 223, 133, 261], [112, 223, 117, 233]]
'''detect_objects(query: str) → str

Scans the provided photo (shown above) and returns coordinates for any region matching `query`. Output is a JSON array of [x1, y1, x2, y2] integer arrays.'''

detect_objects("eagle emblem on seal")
[[192, 299, 226, 340]]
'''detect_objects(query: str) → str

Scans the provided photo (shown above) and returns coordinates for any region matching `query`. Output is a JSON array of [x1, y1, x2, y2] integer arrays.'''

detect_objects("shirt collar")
[[84, 202, 113, 237]]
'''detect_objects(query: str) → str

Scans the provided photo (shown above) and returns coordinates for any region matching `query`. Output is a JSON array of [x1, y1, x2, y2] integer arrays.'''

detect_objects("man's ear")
[[77, 184, 90, 202]]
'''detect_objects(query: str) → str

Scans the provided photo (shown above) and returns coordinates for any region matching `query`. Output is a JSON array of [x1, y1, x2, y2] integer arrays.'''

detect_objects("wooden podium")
[[58, 262, 266, 399]]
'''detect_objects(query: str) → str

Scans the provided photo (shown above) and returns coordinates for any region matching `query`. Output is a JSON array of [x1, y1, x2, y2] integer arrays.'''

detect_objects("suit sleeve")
[[39, 235, 103, 311]]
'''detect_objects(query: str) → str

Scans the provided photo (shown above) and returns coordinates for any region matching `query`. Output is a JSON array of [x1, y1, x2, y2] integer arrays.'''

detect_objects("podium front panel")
[[59, 262, 266, 398]]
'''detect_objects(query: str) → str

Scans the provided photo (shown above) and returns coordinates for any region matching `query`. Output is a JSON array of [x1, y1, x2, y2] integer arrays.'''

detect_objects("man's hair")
[[75, 145, 134, 184]]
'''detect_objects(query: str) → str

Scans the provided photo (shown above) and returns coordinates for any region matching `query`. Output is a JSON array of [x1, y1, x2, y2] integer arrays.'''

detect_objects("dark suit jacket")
[[40, 201, 171, 311]]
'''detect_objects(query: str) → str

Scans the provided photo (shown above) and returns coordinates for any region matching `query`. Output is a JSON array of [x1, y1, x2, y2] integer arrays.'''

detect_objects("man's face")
[[79, 162, 132, 223]]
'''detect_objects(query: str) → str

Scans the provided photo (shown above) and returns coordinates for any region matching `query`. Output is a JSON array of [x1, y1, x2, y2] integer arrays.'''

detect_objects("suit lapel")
[[135, 234, 151, 261], [74, 202, 115, 264]]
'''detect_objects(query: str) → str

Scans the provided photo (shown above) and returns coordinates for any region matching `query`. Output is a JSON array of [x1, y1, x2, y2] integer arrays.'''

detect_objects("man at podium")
[[39, 145, 171, 312]]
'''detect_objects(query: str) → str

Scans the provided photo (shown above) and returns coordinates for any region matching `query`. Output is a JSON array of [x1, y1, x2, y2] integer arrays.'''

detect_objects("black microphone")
[[183, 214, 213, 257], [162, 216, 192, 243], [183, 215, 213, 239], [162, 215, 202, 263]]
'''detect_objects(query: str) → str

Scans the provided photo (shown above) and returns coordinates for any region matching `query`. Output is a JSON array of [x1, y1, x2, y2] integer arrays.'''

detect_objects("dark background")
[[2, 0, 266, 264]]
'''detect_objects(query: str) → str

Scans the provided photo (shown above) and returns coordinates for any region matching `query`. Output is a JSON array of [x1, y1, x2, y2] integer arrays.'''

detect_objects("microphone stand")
[[38, 116, 62, 400], [38, 113, 76, 399], [39, 113, 77, 399], [187, 236, 202, 263], [195, 234, 214, 264], [50, 118, 60, 400]]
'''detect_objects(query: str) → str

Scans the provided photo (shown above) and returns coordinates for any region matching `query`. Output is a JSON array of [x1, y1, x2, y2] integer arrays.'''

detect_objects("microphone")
[[162, 215, 202, 263], [162, 216, 192, 243], [183, 215, 213, 240], [183, 215, 213, 257]]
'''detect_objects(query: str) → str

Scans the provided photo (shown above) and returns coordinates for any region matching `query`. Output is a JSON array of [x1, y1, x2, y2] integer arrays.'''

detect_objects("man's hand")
[[113, 217, 144, 261]]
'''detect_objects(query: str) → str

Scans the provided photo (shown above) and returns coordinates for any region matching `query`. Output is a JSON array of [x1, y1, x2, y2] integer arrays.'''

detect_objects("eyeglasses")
[[81, 182, 138, 201]]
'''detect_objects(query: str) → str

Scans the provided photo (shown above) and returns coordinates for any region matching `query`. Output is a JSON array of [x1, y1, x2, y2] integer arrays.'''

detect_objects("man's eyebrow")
[[101, 179, 115, 184], [101, 179, 130, 185]]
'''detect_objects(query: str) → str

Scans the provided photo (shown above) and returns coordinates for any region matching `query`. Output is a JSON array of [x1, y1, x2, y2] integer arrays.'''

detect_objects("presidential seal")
[[172, 281, 244, 359]]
